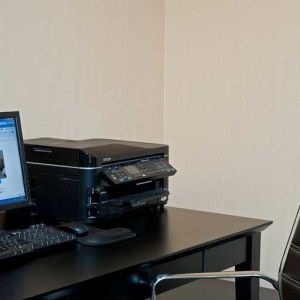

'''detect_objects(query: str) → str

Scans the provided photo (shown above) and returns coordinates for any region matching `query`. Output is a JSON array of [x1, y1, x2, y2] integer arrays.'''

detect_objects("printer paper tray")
[[101, 190, 169, 209]]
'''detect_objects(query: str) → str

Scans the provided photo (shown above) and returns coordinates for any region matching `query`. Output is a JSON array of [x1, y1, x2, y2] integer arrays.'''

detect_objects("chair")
[[151, 207, 300, 300]]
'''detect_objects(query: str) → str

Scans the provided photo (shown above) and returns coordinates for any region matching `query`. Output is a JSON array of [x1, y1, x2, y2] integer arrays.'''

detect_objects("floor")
[[157, 279, 279, 300]]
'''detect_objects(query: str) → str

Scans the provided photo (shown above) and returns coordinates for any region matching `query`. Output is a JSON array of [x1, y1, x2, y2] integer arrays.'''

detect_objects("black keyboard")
[[0, 224, 76, 262]]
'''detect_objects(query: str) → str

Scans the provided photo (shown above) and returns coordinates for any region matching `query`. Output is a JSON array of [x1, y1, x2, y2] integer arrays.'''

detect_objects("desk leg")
[[235, 232, 261, 300]]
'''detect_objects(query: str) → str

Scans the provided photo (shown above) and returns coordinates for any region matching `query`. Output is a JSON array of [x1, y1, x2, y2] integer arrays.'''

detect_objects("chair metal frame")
[[150, 207, 300, 300]]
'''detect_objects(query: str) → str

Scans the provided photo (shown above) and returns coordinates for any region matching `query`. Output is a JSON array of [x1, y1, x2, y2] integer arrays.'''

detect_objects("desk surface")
[[0, 207, 272, 299]]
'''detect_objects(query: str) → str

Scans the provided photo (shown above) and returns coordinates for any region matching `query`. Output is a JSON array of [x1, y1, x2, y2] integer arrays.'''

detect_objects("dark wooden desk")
[[0, 207, 272, 300]]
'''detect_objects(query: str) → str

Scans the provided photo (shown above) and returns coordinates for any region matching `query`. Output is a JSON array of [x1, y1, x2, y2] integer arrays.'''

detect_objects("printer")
[[24, 138, 176, 223]]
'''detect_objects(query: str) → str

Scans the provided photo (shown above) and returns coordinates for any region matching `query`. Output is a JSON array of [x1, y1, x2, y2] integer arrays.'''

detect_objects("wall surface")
[[165, 0, 300, 279], [0, 0, 165, 142]]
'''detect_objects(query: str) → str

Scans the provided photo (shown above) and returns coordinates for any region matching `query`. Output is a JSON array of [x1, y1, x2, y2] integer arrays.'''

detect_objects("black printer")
[[24, 138, 176, 223]]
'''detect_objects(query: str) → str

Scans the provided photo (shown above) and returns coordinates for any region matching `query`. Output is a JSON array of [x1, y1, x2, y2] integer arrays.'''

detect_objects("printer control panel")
[[103, 157, 176, 184]]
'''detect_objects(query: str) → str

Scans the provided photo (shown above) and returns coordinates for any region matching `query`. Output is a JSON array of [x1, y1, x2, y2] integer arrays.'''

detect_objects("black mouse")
[[58, 222, 90, 236], [78, 228, 136, 246]]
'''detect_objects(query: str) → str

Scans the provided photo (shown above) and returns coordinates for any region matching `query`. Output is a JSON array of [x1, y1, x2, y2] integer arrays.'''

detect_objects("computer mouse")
[[78, 227, 136, 246], [58, 222, 90, 236]]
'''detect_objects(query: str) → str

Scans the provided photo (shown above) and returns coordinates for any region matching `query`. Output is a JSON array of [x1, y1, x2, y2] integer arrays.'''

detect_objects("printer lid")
[[25, 138, 168, 167]]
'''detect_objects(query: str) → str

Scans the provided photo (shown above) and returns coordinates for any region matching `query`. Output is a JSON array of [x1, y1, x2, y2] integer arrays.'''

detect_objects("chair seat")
[[155, 279, 279, 300]]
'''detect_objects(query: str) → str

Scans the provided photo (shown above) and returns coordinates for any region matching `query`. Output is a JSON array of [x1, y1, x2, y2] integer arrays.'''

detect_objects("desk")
[[0, 207, 271, 300]]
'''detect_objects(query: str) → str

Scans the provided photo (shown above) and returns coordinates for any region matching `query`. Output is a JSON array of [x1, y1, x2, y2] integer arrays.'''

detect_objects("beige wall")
[[0, 0, 164, 142], [165, 0, 300, 279]]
